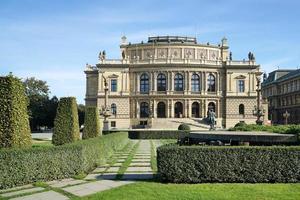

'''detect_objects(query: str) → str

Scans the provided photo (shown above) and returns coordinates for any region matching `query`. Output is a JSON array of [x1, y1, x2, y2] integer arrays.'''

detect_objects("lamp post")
[[282, 110, 290, 125], [100, 75, 111, 131], [252, 71, 264, 125]]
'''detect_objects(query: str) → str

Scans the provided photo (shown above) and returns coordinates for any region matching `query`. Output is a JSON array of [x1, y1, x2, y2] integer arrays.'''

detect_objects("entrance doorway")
[[157, 102, 166, 118], [192, 102, 200, 118], [174, 102, 183, 118]]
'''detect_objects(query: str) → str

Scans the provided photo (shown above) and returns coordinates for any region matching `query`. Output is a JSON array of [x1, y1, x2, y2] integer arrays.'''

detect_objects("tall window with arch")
[[174, 73, 184, 91], [157, 73, 167, 91], [207, 73, 215, 92], [191, 73, 200, 92], [140, 102, 149, 118], [140, 73, 149, 93], [239, 104, 245, 115], [111, 103, 117, 116]]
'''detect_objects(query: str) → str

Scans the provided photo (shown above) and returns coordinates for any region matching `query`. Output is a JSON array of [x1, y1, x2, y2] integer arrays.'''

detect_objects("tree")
[[52, 97, 80, 145], [23, 77, 50, 131], [0, 75, 32, 148]]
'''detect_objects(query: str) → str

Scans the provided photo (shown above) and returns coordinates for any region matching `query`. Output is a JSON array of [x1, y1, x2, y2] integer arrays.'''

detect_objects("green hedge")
[[0, 75, 31, 148], [178, 123, 191, 131], [128, 130, 189, 139], [82, 106, 101, 139], [0, 132, 128, 189], [52, 97, 80, 145], [229, 124, 300, 135], [157, 144, 300, 183]]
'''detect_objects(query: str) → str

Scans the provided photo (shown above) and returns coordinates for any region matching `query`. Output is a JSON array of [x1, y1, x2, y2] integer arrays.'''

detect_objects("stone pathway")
[[0, 140, 157, 200]]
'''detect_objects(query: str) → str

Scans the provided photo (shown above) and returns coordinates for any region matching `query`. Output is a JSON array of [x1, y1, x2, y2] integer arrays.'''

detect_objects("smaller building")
[[262, 69, 300, 124]]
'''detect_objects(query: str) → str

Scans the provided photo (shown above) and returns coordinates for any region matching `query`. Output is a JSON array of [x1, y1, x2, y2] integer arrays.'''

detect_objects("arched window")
[[191, 74, 200, 92], [157, 102, 166, 118], [111, 103, 117, 115], [208, 102, 216, 112], [192, 102, 200, 118], [140, 73, 149, 93], [174, 73, 184, 91], [140, 102, 149, 118], [174, 102, 183, 118], [157, 73, 167, 91], [239, 104, 245, 115], [207, 73, 215, 92]]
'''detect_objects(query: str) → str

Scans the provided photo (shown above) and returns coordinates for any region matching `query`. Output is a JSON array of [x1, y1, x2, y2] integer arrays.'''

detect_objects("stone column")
[[98, 72, 103, 93], [136, 100, 140, 118], [154, 71, 157, 92], [137, 73, 140, 93], [153, 99, 157, 118], [170, 99, 174, 118], [170, 72, 174, 93], [203, 72, 207, 94], [166, 99, 170, 118], [184, 71, 188, 94]]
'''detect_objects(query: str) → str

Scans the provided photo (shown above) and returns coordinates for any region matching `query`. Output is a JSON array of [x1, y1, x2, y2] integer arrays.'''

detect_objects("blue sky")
[[0, 0, 300, 104]]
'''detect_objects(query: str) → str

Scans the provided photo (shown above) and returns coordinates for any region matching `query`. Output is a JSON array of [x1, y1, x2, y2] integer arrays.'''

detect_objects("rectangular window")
[[111, 121, 116, 127], [238, 80, 245, 92], [111, 79, 117, 92]]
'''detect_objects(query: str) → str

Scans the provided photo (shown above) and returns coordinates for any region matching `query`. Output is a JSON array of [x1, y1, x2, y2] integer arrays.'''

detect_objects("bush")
[[178, 123, 191, 131], [0, 132, 128, 189], [0, 75, 31, 148], [128, 130, 189, 139], [157, 144, 300, 183], [229, 124, 300, 135], [52, 97, 80, 145], [234, 121, 247, 128], [82, 106, 101, 139]]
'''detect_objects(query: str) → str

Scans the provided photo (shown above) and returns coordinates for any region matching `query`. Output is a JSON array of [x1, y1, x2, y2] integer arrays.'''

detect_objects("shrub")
[[52, 97, 80, 145], [0, 75, 31, 148], [0, 132, 128, 189], [128, 130, 189, 139], [234, 121, 247, 128], [82, 106, 101, 139], [228, 124, 300, 135], [157, 144, 300, 183], [178, 123, 191, 131]]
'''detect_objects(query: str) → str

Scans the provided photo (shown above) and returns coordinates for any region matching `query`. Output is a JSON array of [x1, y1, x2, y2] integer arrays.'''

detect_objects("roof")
[[148, 36, 197, 44], [262, 69, 300, 86]]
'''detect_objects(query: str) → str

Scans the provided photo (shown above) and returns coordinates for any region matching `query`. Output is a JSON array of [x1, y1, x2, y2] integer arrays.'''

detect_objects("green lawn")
[[31, 139, 53, 148], [75, 182, 300, 200]]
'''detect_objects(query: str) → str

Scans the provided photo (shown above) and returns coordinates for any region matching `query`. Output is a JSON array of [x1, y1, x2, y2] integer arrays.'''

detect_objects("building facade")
[[262, 69, 300, 124], [85, 36, 262, 129]]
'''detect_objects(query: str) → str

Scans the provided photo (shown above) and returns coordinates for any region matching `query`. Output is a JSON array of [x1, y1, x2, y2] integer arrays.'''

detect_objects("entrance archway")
[[174, 102, 183, 118], [192, 102, 200, 118], [207, 102, 216, 115], [157, 102, 166, 118]]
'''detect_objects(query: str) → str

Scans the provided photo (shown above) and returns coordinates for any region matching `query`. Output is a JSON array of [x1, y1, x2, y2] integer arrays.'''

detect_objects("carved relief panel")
[[197, 49, 208, 59], [144, 49, 155, 59], [208, 50, 219, 60], [184, 48, 195, 59], [170, 48, 181, 59], [157, 48, 168, 59]]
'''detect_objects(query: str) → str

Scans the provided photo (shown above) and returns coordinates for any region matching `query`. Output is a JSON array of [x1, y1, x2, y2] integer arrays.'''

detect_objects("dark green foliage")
[[128, 130, 189, 139], [82, 106, 101, 139], [157, 144, 300, 183], [52, 97, 80, 145], [178, 123, 191, 131], [234, 121, 247, 128], [0, 75, 32, 148], [0, 132, 128, 189], [228, 124, 300, 135], [78, 104, 85, 128]]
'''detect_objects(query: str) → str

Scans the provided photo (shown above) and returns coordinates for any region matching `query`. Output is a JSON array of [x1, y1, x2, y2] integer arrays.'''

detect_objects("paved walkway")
[[0, 140, 164, 200]]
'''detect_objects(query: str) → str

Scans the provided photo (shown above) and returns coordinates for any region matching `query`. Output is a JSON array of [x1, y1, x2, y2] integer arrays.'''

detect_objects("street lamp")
[[100, 75, 112, 131], [252, 71, 264, 125]]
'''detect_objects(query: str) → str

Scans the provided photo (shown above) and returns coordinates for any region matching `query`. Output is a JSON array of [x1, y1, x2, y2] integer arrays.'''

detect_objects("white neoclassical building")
[[85, 36, 262, 129]]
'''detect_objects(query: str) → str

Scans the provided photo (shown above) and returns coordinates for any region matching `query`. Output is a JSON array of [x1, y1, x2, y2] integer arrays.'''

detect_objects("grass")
[[73, 182, 300, 200], [31, 138, 53, 148], [115, 141, 140, 179]]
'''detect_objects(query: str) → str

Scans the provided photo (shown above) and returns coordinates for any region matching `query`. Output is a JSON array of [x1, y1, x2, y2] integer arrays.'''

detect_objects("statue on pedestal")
[[208, 109, 216, 131]]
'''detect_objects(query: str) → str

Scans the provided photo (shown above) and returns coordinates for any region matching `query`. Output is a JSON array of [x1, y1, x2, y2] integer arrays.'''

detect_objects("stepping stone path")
[[0, 140, 160, 200]]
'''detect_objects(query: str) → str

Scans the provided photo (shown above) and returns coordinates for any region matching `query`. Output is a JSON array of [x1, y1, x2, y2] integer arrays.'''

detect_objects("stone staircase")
[[150, 118, 211, 130]]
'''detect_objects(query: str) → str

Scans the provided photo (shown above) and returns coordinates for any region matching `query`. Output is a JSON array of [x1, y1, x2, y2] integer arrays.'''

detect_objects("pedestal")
[[103, 120, 110, 131]]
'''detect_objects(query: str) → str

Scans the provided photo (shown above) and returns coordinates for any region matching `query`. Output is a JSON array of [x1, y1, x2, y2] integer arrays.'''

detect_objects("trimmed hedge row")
[[229, 124, 300, 135], [52, 97, 80, 145], [157, 144, 300, 183], [0, 132, 128, 189], [0, 75, 31, 148], [82, 106, 101, 139], [128, 130, 190, 139]]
